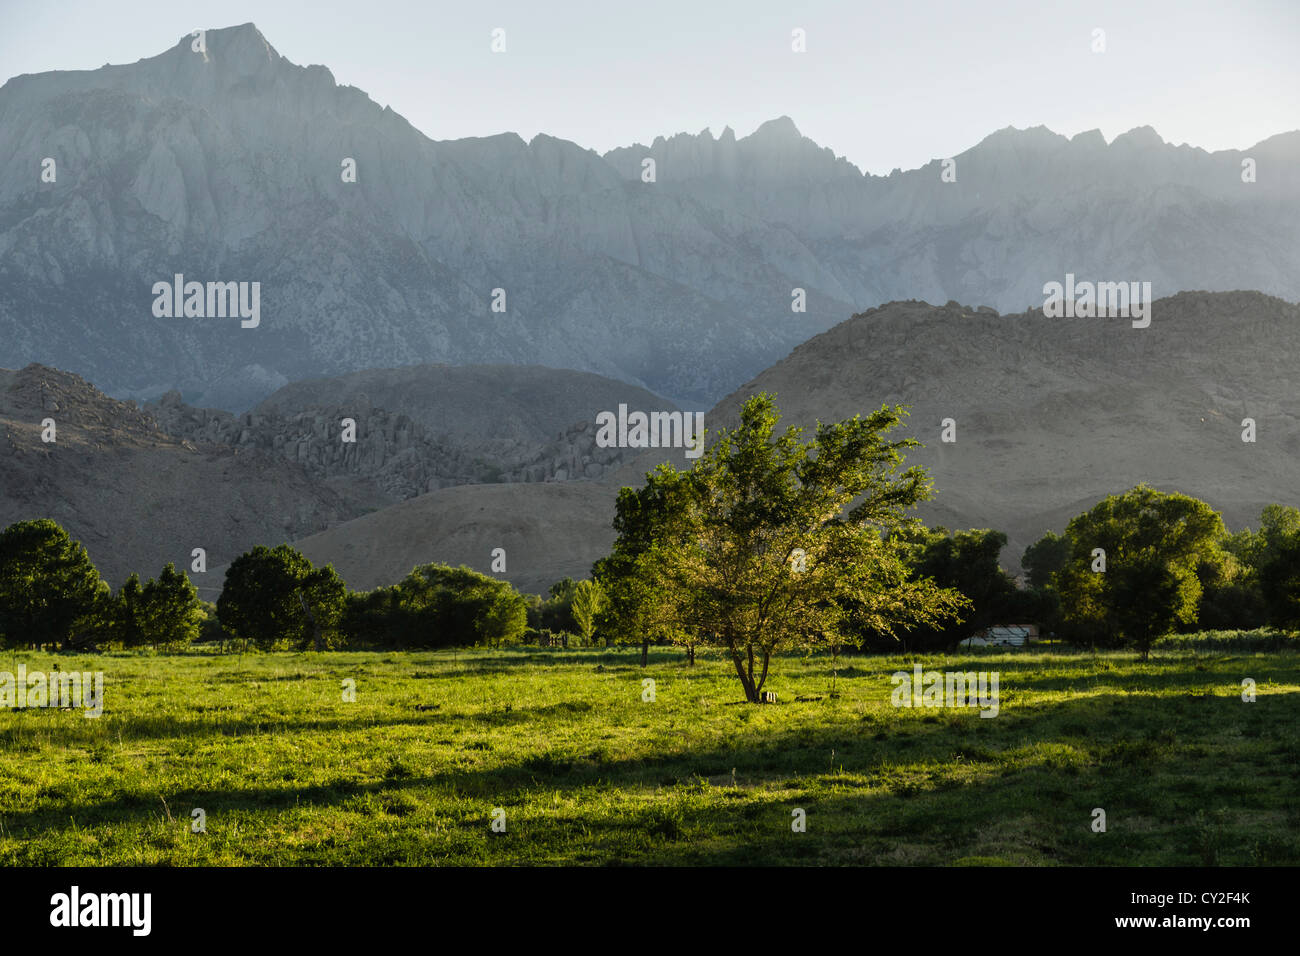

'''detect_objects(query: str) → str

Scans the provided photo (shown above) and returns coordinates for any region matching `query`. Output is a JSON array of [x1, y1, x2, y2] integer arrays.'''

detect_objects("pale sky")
[[1, 0, 1296, 174]]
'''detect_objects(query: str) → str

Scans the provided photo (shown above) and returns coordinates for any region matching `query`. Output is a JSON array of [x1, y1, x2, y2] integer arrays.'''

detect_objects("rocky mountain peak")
[[1110, 125, 1166, 149], [746, 115, 803, 142]]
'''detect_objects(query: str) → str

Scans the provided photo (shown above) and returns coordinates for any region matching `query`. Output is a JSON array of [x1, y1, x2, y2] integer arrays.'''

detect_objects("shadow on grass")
[[806, 654, 1300, 697], [0, 696, 616, 747], [5, 689, 1297, 866]]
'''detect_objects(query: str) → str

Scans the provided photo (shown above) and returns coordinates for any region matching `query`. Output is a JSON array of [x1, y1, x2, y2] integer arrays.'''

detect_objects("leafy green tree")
[[1022, 531, 1071, 591], [597, 393, 966, 702], [570, 579, 604, 647], [140, 563, 204, 648], [217, 545, 346, 650], [111, 564, 203, 648], [594, 476, 682, 664], [538, 577, 579, 635], [353, 564, 527, 649], [0, 519, 110, 648], [195, 601, 228, 648], [340, 586, 400, 649], [1260, 504, 1300, 542], [113, 573, 148, 647], [1255, 505, 1300, 634], [1056, 485, 1225, 659], [1193, 528, 1264, 631]]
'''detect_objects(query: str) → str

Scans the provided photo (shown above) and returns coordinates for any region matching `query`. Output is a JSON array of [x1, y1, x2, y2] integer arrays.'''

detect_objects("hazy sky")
[[1, 0, 1296, 174]]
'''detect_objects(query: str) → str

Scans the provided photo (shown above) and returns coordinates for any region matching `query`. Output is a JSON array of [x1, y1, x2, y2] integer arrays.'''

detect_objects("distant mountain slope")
[[148, 363, 678, 493], [288, 291, 1300, 590], [2, 23, 1296, 410], [10, 291, 1293, 595], [290, 482, 616, 596], [254, 363, 679, 445], [0, 360, 672, 589], [0, 364, 381, 586], [702, 289, 1300, 561]]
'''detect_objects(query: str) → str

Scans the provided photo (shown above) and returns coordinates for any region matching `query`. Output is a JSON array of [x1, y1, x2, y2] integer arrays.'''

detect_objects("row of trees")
[[1021, 492, 1300, 658], [524, 577, 605, 647], [0, 519, 203, 649], [592, 394, 1300, 700], [0, 523, 535, 651]]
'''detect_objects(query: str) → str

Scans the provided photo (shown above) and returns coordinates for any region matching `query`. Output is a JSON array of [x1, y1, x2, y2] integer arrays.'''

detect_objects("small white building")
[[961, 624, 1038, 648]]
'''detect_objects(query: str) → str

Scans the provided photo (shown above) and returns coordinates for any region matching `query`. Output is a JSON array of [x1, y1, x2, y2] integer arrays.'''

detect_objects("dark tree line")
[[0, 520, 530, 651], [0, 519, 201, 650]]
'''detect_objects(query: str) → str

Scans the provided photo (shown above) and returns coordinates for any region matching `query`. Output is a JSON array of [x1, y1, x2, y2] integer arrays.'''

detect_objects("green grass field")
[[2, 641, 1297, 866]]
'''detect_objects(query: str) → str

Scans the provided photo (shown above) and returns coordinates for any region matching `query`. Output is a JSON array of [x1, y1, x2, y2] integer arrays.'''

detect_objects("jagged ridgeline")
[[1, 23, 1297, 411]]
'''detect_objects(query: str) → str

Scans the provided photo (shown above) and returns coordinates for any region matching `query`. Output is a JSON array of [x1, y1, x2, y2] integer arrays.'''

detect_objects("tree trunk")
[[297, 592, 323, 651], [730, 645, 759, 702], [640, 639, 649, 667], [754, 651, 771, 697], [687, 643, 695, 666]]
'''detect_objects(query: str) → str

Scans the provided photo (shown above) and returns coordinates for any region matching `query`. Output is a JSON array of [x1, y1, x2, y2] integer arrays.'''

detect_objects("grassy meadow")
[[1, 639, 1298, 866]]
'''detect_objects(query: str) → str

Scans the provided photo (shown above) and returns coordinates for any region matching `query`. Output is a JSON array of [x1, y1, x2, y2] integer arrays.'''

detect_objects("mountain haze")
[[2, 24, 1297, 410]]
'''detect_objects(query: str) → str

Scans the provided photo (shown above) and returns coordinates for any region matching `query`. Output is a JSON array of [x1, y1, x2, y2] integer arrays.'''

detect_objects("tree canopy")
[[596, 393, 966, 701], [1056, 485, 1225, 658], [217, 545, 346, 650], [0, 519, 109, 648]]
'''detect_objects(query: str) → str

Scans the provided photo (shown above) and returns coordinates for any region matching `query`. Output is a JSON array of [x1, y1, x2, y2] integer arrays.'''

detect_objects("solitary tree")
[[597, 393, 966, 702]]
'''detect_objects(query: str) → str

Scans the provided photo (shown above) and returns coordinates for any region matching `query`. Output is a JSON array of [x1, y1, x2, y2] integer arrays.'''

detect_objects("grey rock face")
[[145, 365, 659, 496], [2, 24, 1296, 412]]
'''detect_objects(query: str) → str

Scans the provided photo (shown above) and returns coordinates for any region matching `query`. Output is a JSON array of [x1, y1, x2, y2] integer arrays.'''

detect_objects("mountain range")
[[2, 23, 1297, 411]]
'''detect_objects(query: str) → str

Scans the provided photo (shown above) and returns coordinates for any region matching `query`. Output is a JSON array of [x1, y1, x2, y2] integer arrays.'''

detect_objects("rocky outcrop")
[[146, 390, 634, 499]]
